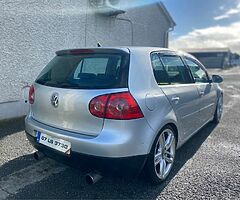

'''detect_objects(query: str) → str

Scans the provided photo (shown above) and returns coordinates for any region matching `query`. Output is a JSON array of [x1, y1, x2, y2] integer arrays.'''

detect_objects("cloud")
[[214, 2, 240, 20], [170, 22, 240, 54]]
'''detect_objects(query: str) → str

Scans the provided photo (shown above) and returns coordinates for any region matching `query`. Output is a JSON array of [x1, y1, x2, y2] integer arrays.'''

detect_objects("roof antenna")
[[97, 42, 102, 47]]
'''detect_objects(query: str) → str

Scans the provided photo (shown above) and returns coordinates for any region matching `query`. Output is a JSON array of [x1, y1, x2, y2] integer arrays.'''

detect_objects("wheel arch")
[[167, 123, 179, 144], [149, 121, 179, 154]]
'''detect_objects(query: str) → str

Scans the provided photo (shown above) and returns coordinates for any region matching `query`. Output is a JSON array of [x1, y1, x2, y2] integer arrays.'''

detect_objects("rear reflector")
[[89, 92, 144, 120]]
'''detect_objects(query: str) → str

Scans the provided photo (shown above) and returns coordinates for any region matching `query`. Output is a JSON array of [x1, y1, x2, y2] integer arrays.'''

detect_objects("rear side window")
[[151, 53, 191, 85], [36, 53, 129, 89]]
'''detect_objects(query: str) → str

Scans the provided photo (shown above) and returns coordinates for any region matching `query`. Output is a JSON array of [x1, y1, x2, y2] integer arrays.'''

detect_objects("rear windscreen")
[[36, 53, 129, 89]]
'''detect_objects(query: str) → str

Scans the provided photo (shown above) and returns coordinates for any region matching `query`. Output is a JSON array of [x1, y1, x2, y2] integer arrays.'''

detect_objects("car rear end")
[[25, 48, 156, 174]]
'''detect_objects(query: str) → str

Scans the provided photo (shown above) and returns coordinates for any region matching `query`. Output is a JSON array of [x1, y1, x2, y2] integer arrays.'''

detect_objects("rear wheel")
[[146, 125, 176, 184], [213, 95, 223, 124]]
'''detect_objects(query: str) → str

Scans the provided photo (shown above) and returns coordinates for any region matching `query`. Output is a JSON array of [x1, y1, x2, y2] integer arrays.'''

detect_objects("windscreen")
[[36, 53, 129, 89]]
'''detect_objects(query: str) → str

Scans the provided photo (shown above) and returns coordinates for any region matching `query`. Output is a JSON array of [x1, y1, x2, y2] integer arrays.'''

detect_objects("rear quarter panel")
[[127, 49, 182, 148]]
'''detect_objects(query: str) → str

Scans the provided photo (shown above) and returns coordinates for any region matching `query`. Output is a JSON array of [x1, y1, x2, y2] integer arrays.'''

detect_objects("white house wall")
[[0, 0, 172, 120]]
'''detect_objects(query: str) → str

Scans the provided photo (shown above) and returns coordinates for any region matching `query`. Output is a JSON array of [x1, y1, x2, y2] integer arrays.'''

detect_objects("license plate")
[[36, 131, 71, 155]]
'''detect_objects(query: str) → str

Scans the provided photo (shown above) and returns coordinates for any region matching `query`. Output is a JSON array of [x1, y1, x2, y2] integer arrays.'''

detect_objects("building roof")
[[183, 48, 231, 53], [157, 2, 176, 28]]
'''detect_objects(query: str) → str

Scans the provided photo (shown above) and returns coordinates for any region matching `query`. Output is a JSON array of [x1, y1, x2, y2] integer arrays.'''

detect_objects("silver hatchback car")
[[25, 47, 223, 183]]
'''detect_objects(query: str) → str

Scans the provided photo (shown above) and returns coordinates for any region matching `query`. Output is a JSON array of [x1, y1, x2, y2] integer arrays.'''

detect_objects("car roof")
[[126, 47, 196, 59], [56, 46, 195, 59]]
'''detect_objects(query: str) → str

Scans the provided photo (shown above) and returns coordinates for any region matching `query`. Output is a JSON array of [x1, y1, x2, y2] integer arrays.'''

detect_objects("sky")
[[161, 0, 240, 54]]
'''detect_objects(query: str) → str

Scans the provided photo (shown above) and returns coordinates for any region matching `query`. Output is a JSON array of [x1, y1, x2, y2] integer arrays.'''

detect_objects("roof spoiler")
[[56, 48, 129, 56]]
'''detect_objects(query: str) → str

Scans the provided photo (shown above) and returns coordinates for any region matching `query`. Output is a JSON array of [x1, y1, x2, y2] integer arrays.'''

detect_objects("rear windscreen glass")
[[36, 53, 129, 89]]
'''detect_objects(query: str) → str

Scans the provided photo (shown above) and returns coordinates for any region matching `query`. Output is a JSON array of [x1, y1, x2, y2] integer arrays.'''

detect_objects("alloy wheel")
[[154, 129, 176, 180]]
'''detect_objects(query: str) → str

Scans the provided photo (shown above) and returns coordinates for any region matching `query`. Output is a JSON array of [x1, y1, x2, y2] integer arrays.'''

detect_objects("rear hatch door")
[[31, 49, 130, 137]]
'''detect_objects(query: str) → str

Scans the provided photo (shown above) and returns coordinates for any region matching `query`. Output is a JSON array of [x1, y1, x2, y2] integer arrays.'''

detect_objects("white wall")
[[0, 0, 171, 120]]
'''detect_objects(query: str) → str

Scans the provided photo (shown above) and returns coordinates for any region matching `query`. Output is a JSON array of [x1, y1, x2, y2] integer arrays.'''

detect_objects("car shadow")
[[0, 154, 36, 179], [0, 117, 25, 140], [0, 122, 217, 199]]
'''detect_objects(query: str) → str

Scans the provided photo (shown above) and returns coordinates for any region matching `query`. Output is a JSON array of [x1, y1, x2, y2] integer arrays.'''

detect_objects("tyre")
[[213, 94, 223, 124], [146, 125, 177, 184]]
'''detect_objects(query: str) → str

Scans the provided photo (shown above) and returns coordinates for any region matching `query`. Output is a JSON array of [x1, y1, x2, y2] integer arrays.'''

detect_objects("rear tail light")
[[89, 92, 144, 120], [29, 85, 35, 104]]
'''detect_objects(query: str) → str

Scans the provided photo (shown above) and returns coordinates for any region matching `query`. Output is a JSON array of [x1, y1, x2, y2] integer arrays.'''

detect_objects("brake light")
[[70, 49, 94, 54], [89, 92, 144, 120], [29, 85, 35, 104]]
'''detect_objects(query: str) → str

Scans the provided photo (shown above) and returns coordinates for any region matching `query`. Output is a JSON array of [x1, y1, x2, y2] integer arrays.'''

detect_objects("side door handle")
[[171, 96, 180, 104], [199, 91, 204, 97]]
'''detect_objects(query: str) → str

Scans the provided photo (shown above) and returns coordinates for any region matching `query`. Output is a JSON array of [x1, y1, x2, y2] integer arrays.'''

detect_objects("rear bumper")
[[25, 115, 155, 157], [26, 133, 148, 175], [25, 115, 155, 173]]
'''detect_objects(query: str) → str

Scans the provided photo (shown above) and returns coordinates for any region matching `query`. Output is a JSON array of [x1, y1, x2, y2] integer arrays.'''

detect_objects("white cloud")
[[214, 2, 240, 20], [170, 22, 240, 54]]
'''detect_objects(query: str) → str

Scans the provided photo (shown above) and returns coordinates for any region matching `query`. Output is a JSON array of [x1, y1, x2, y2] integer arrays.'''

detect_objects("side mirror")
[[212, 75, 223, 83]]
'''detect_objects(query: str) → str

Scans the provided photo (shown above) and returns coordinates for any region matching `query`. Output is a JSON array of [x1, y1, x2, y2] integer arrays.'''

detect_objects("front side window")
[[151, 53, 191, 85], [185, 58, 209, 83]]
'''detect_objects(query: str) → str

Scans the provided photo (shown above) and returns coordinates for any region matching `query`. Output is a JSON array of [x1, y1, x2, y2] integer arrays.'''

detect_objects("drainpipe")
[[114, 16, 134, 46], [165, 26, 174, 48]]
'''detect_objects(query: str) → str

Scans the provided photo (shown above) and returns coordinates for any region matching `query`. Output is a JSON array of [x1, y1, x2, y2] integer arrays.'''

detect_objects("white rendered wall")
[[0, 0, 171, 120]]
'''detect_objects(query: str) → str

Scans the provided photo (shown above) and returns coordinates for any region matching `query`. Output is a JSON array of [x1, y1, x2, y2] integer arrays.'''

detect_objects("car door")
[[184, 57, 217, 126], [151, 53, 200, 139]]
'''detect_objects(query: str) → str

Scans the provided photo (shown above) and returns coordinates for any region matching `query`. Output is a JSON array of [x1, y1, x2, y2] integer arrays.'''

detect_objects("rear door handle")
[[199, 91, 204, 96], [171, 96, 180, 104]]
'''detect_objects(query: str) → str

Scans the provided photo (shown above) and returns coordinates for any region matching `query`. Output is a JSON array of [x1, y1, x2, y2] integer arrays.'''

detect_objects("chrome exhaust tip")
[[33, 151, 45, 160], [85, 171, 103, 185]]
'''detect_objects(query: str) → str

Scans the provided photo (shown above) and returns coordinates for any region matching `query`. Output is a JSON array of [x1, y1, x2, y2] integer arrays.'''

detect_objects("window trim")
[[183, 56, 211, 84], [150, 52, 194, 86]]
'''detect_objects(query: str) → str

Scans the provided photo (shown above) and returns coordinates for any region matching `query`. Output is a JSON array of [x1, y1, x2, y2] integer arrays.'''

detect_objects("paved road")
[[0, 67, 240, 200]]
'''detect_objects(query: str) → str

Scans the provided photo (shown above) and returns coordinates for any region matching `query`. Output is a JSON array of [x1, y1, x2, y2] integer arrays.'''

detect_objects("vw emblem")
[[51, 93, 59, 108]]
